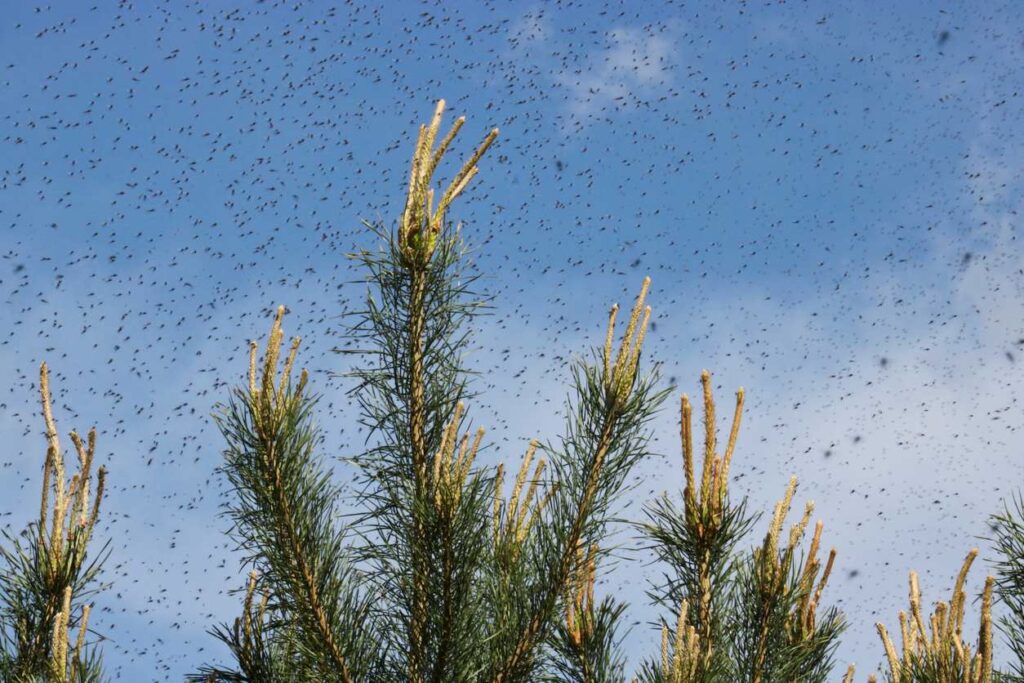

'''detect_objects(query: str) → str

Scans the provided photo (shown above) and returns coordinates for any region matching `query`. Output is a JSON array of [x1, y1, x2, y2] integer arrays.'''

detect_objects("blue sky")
[[1, 0, 1022, 679]]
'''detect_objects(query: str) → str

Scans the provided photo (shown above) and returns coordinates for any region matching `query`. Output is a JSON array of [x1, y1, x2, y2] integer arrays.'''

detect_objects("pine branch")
[[339, 100, 498, 683], [188, 571, 304, 683], [213, 308, 379, 682], [987, 493, 1024, 682], [635, 374, 846, 683], [641, 596, 713, 683], [871, 549, 995, 683], [0, 363, 109, 683], [728, 477, 845, 683], [638, 372, 758, 683], [544, 544, 630, 683], [487, 280, 672, 682]]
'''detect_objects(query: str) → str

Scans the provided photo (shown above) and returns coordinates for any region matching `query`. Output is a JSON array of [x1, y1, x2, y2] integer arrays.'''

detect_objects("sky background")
[[1, 0, 1023, 679]]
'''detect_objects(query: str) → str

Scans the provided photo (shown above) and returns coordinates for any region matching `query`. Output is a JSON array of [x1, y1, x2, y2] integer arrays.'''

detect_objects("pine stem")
[[408, 267, 429, 683], [430, 525, 455, 683], [698, 545, 714, 667], [266, 441, 354, 683], [409, 269, 428, 481]]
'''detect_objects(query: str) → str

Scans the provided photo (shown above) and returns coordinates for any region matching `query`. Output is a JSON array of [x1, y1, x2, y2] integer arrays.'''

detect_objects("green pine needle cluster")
[[634, 373, 845, 683]]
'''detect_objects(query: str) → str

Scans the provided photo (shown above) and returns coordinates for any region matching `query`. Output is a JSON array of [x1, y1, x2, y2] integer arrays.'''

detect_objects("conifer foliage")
[[192, 99, 673, 682], [871, 550, 994, 683], [5, 101, 1017, 682], [0, 363, 108, 682], [184, 100, 1024, 683], [990, 495, 1024, 683], [634, 372, 846, 683]]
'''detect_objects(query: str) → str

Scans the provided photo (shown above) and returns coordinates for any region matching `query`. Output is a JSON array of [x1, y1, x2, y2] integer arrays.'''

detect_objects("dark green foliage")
[[488, 347, 669, 681], [546, 593, 630, 683], [640, 490, 757, 681], [0, 527, 107, 683], [989, 493, 1024, 683], [192, 310, 382, 682], [340, 219, 493, 682], [728, 545, 846, 683]]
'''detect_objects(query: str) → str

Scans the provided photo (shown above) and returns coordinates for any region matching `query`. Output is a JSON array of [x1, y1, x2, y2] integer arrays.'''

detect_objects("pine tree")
[[187, 100, 1018, 683], [191, 99, 671, 682], [0, 363, 109, 682], [0, 103, 1019, 683]]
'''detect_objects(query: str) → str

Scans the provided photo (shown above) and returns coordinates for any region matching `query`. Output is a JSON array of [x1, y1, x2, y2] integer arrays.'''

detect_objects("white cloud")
[[558, 26, 676, 121]]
